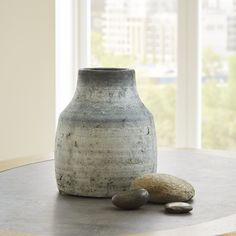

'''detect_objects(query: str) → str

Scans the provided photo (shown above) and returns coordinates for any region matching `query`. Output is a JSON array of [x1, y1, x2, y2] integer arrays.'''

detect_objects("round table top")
[[1, 149, 236, 236]]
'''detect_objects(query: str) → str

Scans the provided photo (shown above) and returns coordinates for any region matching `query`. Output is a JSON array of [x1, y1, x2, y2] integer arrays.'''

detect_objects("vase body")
[[55, 68, 157, 197]]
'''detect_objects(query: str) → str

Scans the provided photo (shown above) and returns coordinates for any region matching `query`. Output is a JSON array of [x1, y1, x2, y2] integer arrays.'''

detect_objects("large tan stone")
[[131, 173, 195, 204]]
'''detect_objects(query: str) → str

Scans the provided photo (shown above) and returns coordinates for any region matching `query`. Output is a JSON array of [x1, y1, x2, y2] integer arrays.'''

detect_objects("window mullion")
[[56, 0, 77, 119], [76, 0, 91, 70], [176, 0, 201, 148]]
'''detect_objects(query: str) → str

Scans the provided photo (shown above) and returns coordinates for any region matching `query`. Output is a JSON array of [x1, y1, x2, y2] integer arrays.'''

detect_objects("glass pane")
[[91, 0, 177, 147], [202, 0, 236, 150]]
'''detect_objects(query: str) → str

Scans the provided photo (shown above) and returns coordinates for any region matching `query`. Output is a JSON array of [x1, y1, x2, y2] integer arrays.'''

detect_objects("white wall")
[[0, 0, 55, 160]]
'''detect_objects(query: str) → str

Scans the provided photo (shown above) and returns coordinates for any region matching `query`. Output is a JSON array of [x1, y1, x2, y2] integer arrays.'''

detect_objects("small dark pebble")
[[112, 188, 149, 210], [165, 202, 193, 214]]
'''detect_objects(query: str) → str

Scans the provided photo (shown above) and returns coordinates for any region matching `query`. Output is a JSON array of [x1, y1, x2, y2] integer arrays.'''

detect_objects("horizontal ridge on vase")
[[55, 68, 157, 197]]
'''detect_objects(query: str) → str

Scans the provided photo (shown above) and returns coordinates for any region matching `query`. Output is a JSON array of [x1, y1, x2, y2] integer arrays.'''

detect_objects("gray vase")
[[55, 68, 157, 197]]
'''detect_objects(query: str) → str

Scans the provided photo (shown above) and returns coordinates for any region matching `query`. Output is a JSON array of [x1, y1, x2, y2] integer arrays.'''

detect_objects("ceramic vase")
[[55, 68, 157, 197]]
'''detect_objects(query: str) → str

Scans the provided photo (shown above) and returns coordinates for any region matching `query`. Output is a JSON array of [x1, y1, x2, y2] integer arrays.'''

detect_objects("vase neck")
[[77, 68, 136, 89], [73, 68, 140, 103]]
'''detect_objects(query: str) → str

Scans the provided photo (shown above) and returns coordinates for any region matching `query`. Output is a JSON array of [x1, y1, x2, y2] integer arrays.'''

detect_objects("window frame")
[[177, 0, 201, 148]]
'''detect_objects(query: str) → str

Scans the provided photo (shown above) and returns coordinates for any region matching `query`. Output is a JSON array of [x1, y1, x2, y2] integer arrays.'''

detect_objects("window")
[[57, 0, 236, 151], [202, 0, 236, 150], [91, 0, 177, 147]]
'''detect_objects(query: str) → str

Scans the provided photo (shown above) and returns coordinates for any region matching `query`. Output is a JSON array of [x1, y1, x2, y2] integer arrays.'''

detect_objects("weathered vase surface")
[[55, 68, 157, 197]]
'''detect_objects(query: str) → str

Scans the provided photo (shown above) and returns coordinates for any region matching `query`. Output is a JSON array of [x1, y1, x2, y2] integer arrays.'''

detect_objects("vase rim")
[[80, 67, 134, 73]]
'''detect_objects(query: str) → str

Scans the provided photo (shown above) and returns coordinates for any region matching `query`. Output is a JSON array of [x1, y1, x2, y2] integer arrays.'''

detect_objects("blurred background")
[[91, 0, 236, 150], [0, 0, 236, 161]]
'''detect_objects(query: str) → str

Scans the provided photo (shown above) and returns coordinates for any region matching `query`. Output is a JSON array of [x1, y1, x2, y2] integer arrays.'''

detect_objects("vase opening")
[[81, 68, 132, 72]]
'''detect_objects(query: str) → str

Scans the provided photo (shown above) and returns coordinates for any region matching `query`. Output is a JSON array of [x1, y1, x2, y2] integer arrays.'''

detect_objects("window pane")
[[91, 0, 177, 147], [202, 0, 236, 150]]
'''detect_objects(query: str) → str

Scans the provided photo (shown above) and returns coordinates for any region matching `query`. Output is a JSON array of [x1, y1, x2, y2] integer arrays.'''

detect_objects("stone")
[[112, 188, 149, 210], [55, 68, 157, 197], [131, 173, 195, 204], [165, 202, 193, 214]]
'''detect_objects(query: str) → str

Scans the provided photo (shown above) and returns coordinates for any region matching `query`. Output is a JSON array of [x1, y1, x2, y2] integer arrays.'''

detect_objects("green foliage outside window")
[[92, 32, 236, 150]]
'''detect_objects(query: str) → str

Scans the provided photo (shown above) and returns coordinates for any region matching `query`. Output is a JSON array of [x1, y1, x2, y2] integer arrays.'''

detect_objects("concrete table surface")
[[1, 149, 236, 236]]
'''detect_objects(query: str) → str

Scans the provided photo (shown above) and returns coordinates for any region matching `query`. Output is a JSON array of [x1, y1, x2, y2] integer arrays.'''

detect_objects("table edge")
[[0, 153, 53, 172], [1, 148, 236, 173]]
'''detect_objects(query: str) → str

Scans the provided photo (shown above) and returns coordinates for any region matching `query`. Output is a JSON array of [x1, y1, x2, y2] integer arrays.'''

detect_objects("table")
[[1, 149, 236, 236]]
